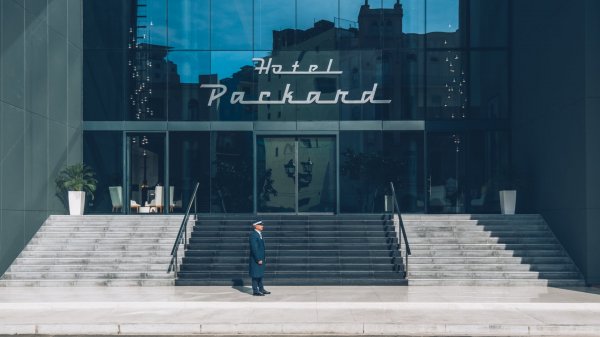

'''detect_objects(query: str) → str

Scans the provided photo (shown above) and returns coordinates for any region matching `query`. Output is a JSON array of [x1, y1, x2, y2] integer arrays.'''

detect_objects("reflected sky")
[[137, 0, 461, 83]]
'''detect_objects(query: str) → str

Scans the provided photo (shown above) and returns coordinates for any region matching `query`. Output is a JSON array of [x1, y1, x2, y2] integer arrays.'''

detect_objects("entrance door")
[[257, 136, 336, 213]]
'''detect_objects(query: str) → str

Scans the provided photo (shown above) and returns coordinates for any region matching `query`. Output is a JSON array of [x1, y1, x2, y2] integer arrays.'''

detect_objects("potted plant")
[[55, 163, 97, 215]]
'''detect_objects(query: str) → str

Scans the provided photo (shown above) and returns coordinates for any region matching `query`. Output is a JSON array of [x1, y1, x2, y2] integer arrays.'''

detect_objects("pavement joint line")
[[2, 302, 600, 311]]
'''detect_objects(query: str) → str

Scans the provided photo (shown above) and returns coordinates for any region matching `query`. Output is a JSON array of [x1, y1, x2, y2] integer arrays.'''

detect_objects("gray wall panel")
[[0, 0, 83, 276], [512, 0, 600, 284], [1, 0, 25, 109], [25, 7, 48, 117], [48, 29, 68, 124]]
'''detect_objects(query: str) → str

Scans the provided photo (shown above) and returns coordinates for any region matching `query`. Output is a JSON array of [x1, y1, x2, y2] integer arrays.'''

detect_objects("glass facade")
[[83, 0, 510, 214]]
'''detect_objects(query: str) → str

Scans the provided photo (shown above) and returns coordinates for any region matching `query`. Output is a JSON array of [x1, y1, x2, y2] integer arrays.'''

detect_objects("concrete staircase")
[[0, 215, 189, 286], [403, 214, 586, 286], [176, 215, 406, 286]]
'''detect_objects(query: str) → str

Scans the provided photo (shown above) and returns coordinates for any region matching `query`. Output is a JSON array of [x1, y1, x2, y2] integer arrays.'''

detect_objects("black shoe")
[[252, 292, 265, 296], [260, 290, 271, 295]]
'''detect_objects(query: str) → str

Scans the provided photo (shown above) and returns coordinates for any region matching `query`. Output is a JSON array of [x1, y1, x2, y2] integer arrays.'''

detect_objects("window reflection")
[[167, 52, 211, 120], [211, 132, 253, 213], [425, 0, 465, 48], [84, 132, 123, 214], [211, 52, 255, 121], [254, 0, 295, 51], [168, 0, 210, 50], [211, 0, 253, 50], [470, 51, 508, 119], [426, 50, 468, 120]]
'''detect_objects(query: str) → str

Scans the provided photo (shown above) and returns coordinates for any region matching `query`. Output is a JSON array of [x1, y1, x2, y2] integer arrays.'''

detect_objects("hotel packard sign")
[[200, 58, 391, 106]]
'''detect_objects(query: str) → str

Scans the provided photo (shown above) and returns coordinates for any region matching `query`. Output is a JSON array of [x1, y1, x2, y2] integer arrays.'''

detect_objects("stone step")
[[19, 250, 178, 258], [34, 232, 179, 239], [24, 244, 175, 251], [177, 270, 403, 280], [28, 238, 177, 245], [408, 256, 575, 264], [407, 271, 582, 279], [182, 256, 396, 264], [39, 226, 180, 232], [408, 263, 579, 272], [191, 230, 394, 237], [188, 237, 398, 245], [0, 277, 179, 285], [175, 278, 407, 286], [180, 263, 398, 272], [8, 264, 171, 272], [13, 257, 174, 265], [1, 271, 173, 280], [405, 224, 549, 231], [409, 249, 566, 257], [408, 243, 562, 250], [407, 231, 553, 238], [406, 237, 556, 244], [407, 277, 585, 285], [185, 249, 396, 258]]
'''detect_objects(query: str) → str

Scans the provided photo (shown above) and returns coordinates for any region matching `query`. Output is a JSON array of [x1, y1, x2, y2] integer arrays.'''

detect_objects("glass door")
[[126, 133, 166, 214], [257, 136, 336, 213], [426, 132, 466, 213]]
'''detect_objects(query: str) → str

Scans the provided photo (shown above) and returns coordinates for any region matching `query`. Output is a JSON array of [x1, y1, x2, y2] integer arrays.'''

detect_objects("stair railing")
[[168, 182, 200, 276], [389, 182, 411, 278]]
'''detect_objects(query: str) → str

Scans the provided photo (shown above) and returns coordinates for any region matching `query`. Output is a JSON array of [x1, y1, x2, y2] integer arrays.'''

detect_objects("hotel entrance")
[[256, 135, 336, 213]]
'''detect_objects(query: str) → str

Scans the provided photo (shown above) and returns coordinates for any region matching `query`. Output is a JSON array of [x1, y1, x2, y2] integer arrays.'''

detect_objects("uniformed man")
[[249, 220, 270, 296]]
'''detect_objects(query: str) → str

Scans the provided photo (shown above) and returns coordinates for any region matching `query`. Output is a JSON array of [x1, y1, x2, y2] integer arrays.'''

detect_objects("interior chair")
[[147, 185, 164, 213], [429, 185, 448, 208], [470, 185, 488, 207], [108, 186, 123, 213]]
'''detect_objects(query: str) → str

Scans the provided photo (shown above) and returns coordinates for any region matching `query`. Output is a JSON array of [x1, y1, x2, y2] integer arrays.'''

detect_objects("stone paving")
[[0, 286, 599, 336]]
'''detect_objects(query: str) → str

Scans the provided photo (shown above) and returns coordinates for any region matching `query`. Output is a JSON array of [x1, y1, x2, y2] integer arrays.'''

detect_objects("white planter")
[[384, 195, 394, 212], [499, 190, 517, 215], [68, 191, 86, 215]]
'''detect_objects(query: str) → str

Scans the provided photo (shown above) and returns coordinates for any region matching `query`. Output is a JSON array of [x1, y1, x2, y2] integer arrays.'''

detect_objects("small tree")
[[55, 163, 98, 210]]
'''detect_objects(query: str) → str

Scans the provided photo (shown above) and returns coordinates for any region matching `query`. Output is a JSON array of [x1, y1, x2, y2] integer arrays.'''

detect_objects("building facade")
[[1, 0, 599, 284], [83, 0, 510, 215]]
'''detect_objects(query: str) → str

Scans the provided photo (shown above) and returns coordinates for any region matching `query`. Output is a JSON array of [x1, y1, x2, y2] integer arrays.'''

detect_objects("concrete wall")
[[0, 0, 83, 275], [511, 0, 600, 284]]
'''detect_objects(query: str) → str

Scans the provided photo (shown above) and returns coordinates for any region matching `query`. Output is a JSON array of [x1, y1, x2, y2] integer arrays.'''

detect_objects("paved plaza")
[[0, 286, 599, 336]]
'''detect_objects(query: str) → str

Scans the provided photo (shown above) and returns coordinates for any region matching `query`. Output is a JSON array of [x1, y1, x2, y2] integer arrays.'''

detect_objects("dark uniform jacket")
[[248, 230, 266, 278]]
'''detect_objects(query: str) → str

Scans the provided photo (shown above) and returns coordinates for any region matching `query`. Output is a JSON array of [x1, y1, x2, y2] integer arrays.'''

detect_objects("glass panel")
[[427, 132, 466, 213], [383, 131, 424, 213], [127, 133, 166, 213], [83, 51, 126, 121], [340, 131, 384, 213], [296, 0, 338, 50], [388, 0, 425, 49], [169, 132, 211, 213], [297, 136, 336, 213], [425, 0, 466, 48], [83, 0, 128, 50], [135, 0, 168, 47], [470, 51, 508, 119], [210, 132, 253, 213], [210, 51, 255, 121], [84, 132, 123, 214], [470, 0, 508, 48], [254, 51, 297, 121], [168, 0, 210, 50], [211, 0, 253, 50], [257, 137, 296, 213], [254, 0, 295, 51], [167, 51, 211, 120], [425, 50, 468, 120], [126, 43, 168, 120], [466, 131, 510, 213]]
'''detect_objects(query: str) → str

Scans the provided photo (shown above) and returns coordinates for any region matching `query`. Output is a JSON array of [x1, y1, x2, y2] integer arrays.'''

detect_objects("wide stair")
[[0, 215, 190, 286], [403, 214, 586, 286], [176, 215, 406, 286]]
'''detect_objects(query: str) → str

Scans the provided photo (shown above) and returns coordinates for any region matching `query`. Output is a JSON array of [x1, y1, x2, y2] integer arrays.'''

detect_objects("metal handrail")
[[168, 182, 200, 275], [389, 182, 411, 278]]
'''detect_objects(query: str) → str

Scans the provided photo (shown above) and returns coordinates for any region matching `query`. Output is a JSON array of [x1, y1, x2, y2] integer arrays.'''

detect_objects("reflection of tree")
[[340, 149, 403, 212], [258, 168, 278, 209], [211, 158, 253, 213]]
